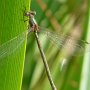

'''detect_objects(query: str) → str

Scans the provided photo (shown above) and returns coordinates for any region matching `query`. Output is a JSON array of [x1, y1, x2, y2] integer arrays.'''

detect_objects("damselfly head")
[[30, 11, 36, 15], [24, 11, 36, 17]]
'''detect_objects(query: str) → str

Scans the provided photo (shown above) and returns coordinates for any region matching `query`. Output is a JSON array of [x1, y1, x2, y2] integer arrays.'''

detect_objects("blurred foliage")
[[22, 0, 89, 90]]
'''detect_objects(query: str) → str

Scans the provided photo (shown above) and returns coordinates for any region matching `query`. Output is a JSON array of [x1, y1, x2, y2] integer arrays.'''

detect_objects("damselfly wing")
[[0, 30, 28, 59], [39, 27, 90, 56], [0, 27, 89, 59]]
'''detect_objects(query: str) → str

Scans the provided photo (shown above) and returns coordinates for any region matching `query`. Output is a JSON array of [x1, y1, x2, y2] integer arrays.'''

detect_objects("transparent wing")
[[0, 30, 31, 59], [0, 27, 89, 59], [39, 27, 90, 56]]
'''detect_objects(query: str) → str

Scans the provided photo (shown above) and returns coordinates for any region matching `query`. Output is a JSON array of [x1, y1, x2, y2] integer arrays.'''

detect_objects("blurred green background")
[[22, 0, 89, 90]]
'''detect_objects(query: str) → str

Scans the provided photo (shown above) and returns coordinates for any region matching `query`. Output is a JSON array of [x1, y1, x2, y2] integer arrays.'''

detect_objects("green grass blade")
[[0, 0, 31, 90], [79, 4, 90, 90]]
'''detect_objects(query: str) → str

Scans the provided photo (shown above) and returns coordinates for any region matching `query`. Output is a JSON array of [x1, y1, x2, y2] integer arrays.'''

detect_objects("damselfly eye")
[[24, 12, 30, 16]]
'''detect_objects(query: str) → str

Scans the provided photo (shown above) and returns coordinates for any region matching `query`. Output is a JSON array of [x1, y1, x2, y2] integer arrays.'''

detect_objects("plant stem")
[[34, 32, 57, 90]]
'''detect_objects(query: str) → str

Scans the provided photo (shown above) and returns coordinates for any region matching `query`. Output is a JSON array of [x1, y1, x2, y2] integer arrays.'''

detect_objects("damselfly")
[[0, 11, 90, 59]]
